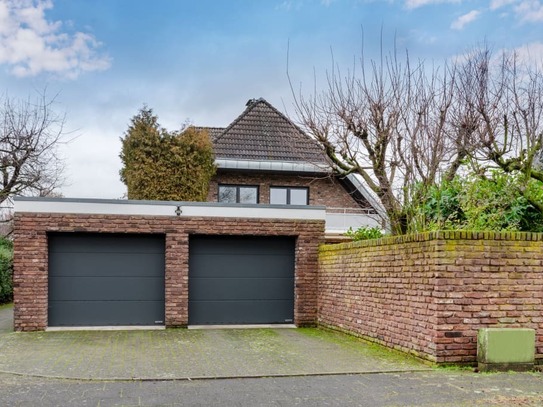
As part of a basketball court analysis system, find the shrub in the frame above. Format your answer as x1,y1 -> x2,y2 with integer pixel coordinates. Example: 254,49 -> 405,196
410,178 -> 465,232
0,237 -> 13,304
345,226 -> 384,241
410,171 -> 543,233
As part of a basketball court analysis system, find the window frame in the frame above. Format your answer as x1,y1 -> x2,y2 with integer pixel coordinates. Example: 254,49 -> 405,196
269,186 -> 309,205
218,184 -> 259,204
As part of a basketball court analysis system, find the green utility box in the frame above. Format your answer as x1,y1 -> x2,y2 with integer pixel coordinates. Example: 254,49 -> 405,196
477,328 -> 535,372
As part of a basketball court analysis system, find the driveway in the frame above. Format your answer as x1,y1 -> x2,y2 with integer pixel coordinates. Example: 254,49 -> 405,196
0,303 -> 12,334
1,305 -> 543,406
0,305 -> 429,380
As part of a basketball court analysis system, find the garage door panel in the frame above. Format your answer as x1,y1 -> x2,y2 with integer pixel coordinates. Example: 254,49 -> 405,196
48,301 -> 164,327
49,234 -> 164,254
48,233 -> 165,327
189,235 -> 295,325
49,253 -> 165,277
49,276 -> 165,301
189,278 -> 294,301
188,300 -> 294,325
190,237 -> 293,256
189,254 -> 294,278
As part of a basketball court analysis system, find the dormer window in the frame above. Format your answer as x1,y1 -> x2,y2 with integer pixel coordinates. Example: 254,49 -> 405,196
270,187 -> 309,205
218,185 -> 259,204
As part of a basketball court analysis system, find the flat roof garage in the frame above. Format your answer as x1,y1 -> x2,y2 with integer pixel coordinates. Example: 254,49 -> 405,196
13,198 -> 325,331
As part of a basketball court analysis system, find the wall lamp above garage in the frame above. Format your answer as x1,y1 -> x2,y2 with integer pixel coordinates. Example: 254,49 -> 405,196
175,206 -> 182,216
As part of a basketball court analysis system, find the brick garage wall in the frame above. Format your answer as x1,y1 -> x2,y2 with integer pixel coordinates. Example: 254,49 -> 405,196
318,231 -> 543,364
13,213 -> 324,331
208,171 -> 369,209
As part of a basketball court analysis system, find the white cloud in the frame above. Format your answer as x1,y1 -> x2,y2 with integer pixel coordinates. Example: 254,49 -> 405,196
450,9 -> 481,29
490,0 -> 517,10
0,0 -> 110,79
451,42 -> 543,77
515,0 -> 543,22
488,0 -> 543,23
59,129 -> 126,199
512,41 -> 543,67
404,0 -> 461,9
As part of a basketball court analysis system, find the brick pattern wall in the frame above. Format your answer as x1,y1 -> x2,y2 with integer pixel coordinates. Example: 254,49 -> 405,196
13,213 -> 324,331
207,172 -> 369,209
318,231 -> 543,364
318,234 -> 440,361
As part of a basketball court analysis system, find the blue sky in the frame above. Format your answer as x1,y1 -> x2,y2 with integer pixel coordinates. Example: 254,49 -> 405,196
1,0 -> 542,199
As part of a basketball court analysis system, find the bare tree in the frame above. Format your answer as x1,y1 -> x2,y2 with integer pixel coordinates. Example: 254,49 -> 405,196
289,45 -> 465,235
456,47 -> 543,212
0,92 -> 66,204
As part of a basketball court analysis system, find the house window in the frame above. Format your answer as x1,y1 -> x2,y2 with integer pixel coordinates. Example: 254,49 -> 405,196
270,187 -> 309,205
218,185 -> 259,204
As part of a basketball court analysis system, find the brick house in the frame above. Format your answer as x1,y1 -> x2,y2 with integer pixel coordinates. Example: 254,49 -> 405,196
198,98 -> 385,239
11,98 -> 384,331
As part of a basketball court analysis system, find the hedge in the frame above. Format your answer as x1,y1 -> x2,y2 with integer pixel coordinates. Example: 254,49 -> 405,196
0,237 -> 13,304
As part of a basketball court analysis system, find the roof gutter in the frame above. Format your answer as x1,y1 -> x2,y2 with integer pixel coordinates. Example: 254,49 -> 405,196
345,174 -> 390,229
215,158 -> 330,174
14,197 -> 326,221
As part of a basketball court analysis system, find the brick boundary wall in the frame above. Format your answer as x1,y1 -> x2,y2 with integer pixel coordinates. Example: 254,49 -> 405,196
13,213 -> 324,331
318,231 -> 543,364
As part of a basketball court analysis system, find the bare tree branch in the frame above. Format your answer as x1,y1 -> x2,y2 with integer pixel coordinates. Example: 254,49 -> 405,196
289,36 -> 463,235
0,91 -> 66,203
457,47 -> 543,183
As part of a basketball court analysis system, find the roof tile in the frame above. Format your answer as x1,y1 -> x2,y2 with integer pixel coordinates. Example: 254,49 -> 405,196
213,98 -> 328,164
191,126 -> 225,142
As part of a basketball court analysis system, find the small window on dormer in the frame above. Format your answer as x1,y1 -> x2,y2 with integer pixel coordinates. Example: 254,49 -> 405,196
218,185 -> 258,204
270,187 -> 308,205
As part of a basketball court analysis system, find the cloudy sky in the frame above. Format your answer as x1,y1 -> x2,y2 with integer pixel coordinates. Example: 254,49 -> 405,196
1,0 -> 542,199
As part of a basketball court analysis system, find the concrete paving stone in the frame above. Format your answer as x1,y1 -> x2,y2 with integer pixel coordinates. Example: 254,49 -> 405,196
0,303 -> 12,334
0,306 -> 429,380
0,303 -> 429,405
1,306 -> 542,406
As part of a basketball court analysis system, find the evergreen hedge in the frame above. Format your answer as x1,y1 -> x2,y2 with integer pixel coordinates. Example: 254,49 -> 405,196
0,238 -> 13,304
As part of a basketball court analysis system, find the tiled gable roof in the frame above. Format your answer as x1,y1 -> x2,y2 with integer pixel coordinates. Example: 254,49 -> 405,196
191,126 -> 225,142
213,98 -> 328,164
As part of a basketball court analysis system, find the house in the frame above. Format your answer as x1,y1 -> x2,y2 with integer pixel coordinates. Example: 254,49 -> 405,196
11,98 -> 385,331
197,98 -> 384,239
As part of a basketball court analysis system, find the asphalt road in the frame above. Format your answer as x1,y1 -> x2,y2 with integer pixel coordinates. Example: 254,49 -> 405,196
1,370 -> 543,407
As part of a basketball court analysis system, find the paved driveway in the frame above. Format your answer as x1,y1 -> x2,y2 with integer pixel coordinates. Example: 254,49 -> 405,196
0,303 -> 12,333
0,305 -> 429,380
2,305 -> 543,406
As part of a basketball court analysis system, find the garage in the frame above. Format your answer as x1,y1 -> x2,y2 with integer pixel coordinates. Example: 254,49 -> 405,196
48,233 -> 165,327
189,236 -> 295,325
14,198 -> 325,331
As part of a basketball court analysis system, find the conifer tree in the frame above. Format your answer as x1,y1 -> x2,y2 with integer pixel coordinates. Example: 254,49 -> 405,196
120,107 -> 215,201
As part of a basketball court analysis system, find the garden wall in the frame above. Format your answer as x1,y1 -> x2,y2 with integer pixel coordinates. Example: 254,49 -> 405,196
318,231 -> 543,364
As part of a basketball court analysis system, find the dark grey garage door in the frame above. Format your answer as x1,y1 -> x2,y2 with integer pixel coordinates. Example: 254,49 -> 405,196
189,236 -> 295,325
48,233 -> 165,327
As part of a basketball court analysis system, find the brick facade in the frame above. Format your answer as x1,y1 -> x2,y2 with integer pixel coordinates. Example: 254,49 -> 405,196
208,171 -> 369,209
13,212 -> 324,331
318,231 -> 543,364
16,210 -> 543,366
